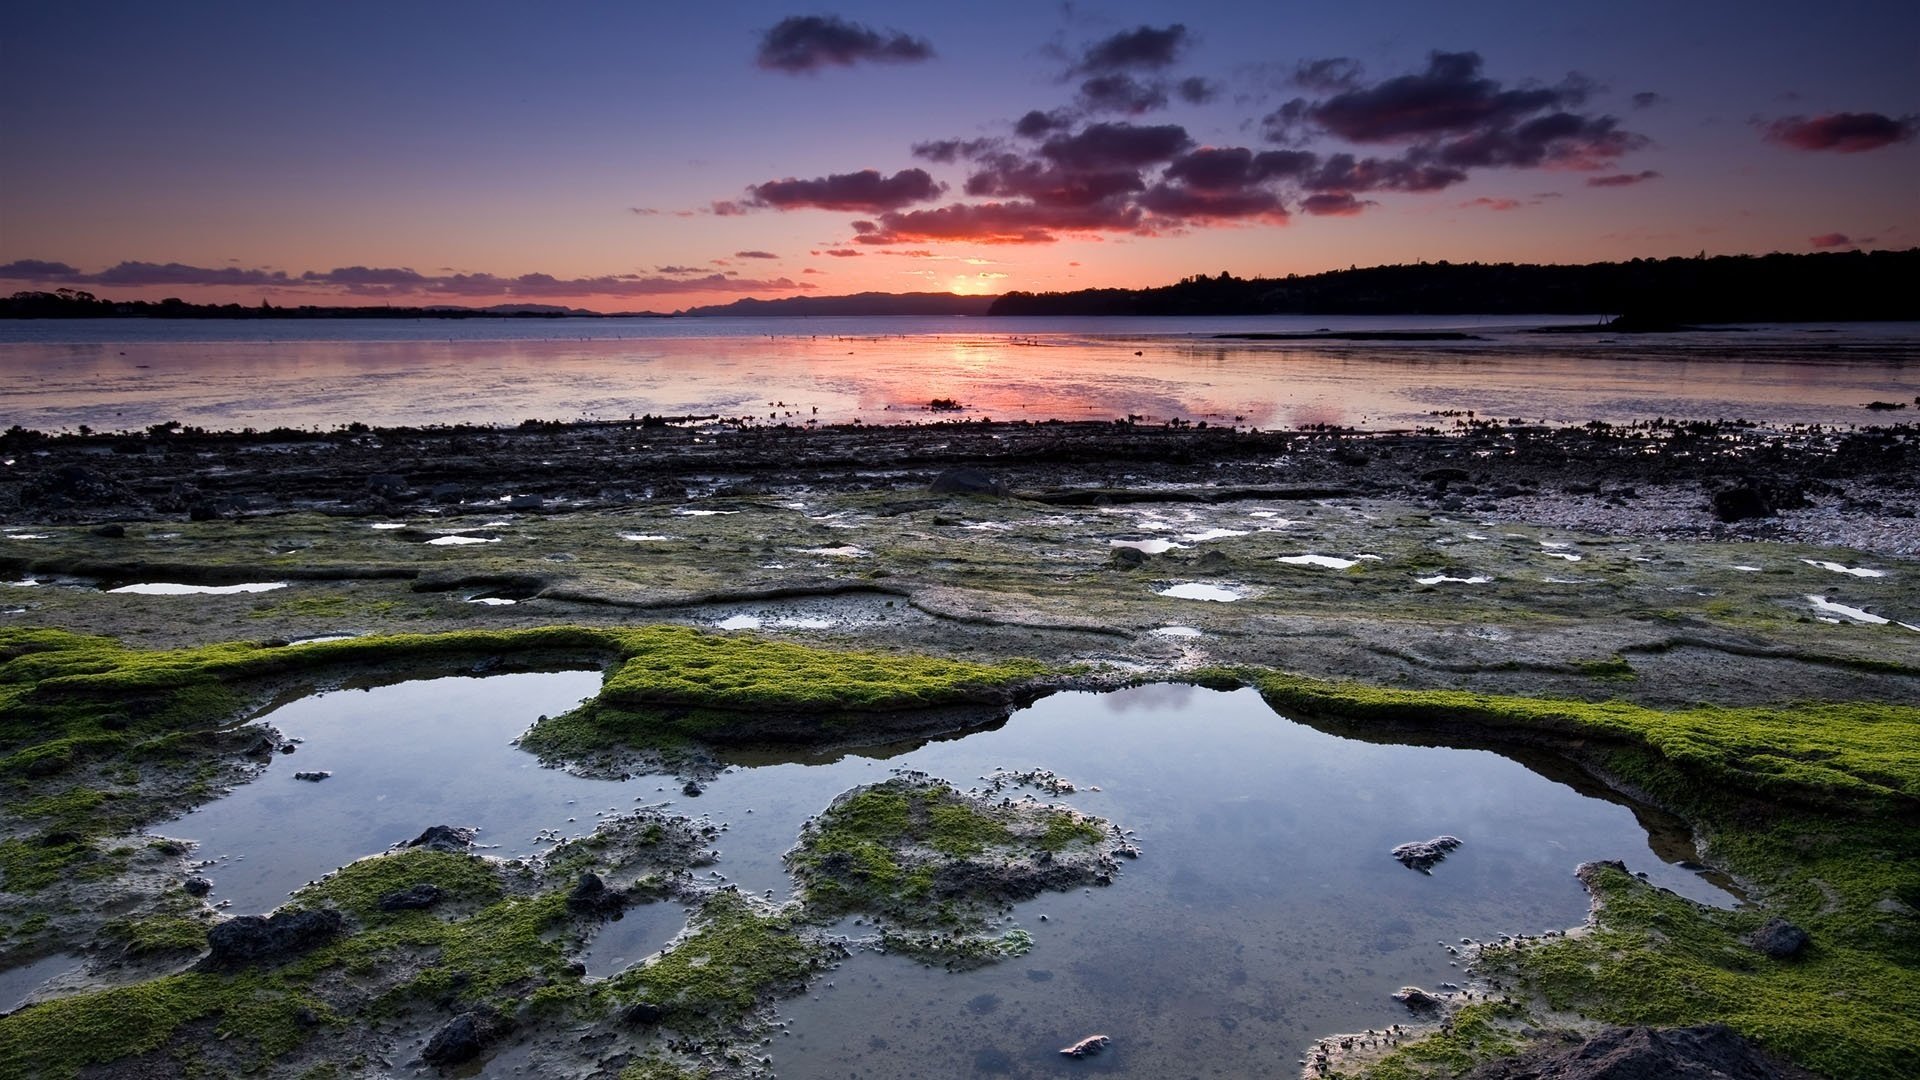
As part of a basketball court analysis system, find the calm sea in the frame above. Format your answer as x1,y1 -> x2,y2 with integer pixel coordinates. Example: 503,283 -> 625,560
1,315 -> 1915,433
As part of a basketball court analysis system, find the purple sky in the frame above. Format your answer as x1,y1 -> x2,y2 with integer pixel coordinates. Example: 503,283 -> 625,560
2,1 -> 1914,309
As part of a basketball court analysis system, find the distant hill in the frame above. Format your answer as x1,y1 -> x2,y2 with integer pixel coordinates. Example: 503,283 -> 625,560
987,249 -> 1920,322
677,291 -> 998,318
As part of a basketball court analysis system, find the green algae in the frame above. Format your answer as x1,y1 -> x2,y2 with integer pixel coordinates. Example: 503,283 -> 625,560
788,776 -> 1114,931
605,890 -> 828,1024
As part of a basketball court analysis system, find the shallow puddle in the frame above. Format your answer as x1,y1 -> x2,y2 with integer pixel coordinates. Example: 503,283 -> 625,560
1416,574 -> 1494,585
1279,554 -> 1358,570
106,582 -> 288,595
1807,595 -> 1889,625
0,952 -> 85,1013
424,535 -> 497,546
576,901 -> 695,978
1801,559 -> 1887,579
1156,582 -> 1242,601
152,675 -> 1738,1073
1110,539 -> 1182,555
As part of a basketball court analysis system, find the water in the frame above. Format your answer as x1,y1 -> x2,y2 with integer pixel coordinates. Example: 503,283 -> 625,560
150,672 -> 1736,1074
2,316 -> 1913,434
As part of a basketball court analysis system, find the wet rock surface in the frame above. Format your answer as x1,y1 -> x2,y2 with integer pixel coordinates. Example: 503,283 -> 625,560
199,908 -> 343,970
1749,917 -> 1811,959
1461,1024 -> 1822,1080
421,1004 -> 513,1067
1392,835 -> 1464,873
405,825 -> 477,853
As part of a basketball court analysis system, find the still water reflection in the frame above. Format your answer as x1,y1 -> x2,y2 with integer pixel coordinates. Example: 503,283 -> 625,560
164,672 -> 1734,1076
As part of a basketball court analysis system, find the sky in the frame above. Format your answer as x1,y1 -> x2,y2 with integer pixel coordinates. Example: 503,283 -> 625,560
2,1 -> 1915,311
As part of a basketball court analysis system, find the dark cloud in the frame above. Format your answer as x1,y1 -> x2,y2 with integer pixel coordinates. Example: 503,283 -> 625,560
628,207 -> 661,216
1587,169 -> 1661,187
820,249 -> 864,257
1162,147 -> 1316,191
1039,122 -> 1192,170
910,137 -> 1001,164
1765,112 -> 1917,153
1809,233 -> 1854,248
0,259 -> 82,280
1137,184 -> 1288,223
1292,58 -> 1364,93
1176,77 -> 1218,105
1073,24 -> 1188,74
1300,192 -> 1371,216
855,200 -> 1146,245
1460,196 -> 1524,211
734,250 -> 780,259
1015,109 -> 1074,139
1303,152 -> 1467,194
747,168 -> 946,212
964,156 -> 1146,207
0,260 -> 812,298
1302,51 -> 1583,143
709,200 -> 749,216
1077,74 -> 1168,115
654,265 -> 705,274
802,267 -> 824,274
1631,91 -> 1667,109
1433,112 -> 1646,170
755,15 -> 933,74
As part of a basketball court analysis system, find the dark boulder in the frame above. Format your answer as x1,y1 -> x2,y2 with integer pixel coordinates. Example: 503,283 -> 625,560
201,909 -> 343,970
183,876 -> 213,897
566,871 -> 625,916
1749,918 -> 1810,959
619,1000 -> 667,1025
1392,986 -> 1445,1011
930,468 -> 1007,497
1391,835 -> 1463,874
1108,546 -> 1148,569
421,1005 -> 512,1068
1461,1023 -> 1820,1079
378,883 -> 446,912
405,825 -> 477,853
90,523 -> 127,538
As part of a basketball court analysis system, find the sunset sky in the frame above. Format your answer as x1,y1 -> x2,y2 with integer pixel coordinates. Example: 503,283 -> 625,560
3,1 -> 1915,311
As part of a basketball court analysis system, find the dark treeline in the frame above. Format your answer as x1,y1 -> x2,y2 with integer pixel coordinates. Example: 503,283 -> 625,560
987,249 -> 1920,322
0,291 -> 669,320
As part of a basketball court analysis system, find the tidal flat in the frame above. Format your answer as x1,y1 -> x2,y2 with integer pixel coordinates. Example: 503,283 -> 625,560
0,419 -> 1915,1079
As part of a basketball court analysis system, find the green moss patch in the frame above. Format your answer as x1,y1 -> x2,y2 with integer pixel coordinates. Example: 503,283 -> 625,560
788,776 -> 1121,934
605,890 -> 829,1025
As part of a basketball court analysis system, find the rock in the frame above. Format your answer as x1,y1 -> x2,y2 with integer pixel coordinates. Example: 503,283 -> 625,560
430,482 -> 466,502
930,467 -> 1007,497
1710,485 -> 1772,522
619,1001 -> 667,1025
378,883 -> 446,912
292,770 -> 331,782
1393,986 -> 1445,1011
1750,917 -> 1810,959
421,1005 -> 512,1068
1195,549 -> 1230,572
366,474 -> 409,495
1108,546 -> 1148,569
1421,467 -> 1471,484
1391,835 -> 1463,874
682,780 -> 703,797
201,909 -> 343,970
90,523 -> 127,538
183,876 -> 213,897
1461,1023 -> 1821,1080
1059,1034 -> 1110,1058
405,825 -> 477,853
566,871 -> 625,915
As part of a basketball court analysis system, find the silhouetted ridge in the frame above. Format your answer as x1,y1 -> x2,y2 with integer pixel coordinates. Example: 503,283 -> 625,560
986,249 -> 1920,322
